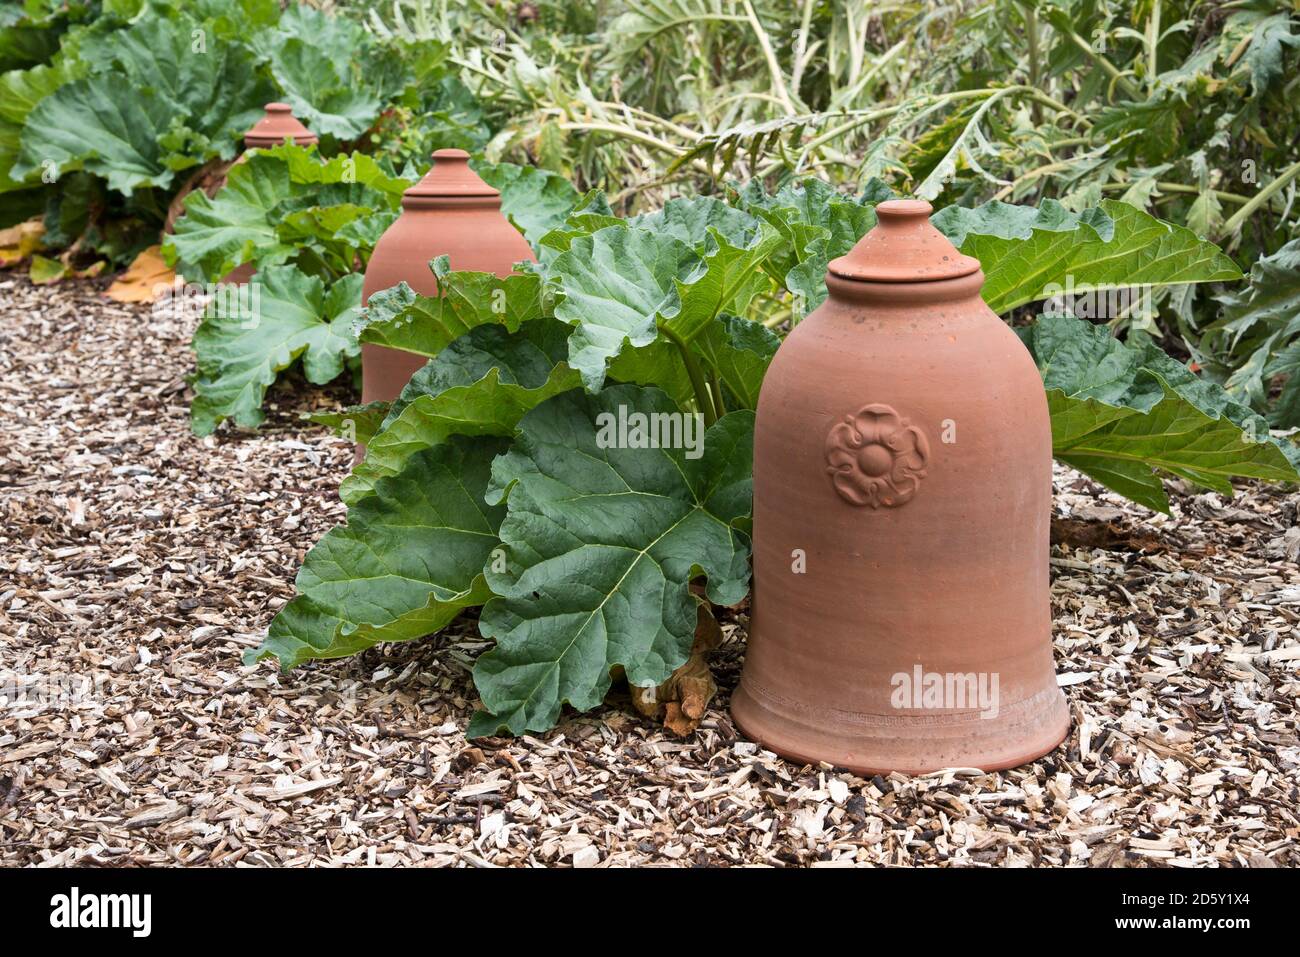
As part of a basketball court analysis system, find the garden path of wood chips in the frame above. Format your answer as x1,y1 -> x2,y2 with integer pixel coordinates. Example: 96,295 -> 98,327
1,275 -> 1298,868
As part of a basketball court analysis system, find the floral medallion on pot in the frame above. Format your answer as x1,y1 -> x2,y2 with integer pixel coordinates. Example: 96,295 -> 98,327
824,403 -> 930,507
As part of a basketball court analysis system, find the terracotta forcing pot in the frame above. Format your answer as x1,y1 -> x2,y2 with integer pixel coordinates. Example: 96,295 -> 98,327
222,104 -> 319,284
360,149 -> 536,406
243,102 -> 319,150
732,199 -> 1069,775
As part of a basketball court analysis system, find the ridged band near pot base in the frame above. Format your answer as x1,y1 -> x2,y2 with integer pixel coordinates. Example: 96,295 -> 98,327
731,678 -> 1070,776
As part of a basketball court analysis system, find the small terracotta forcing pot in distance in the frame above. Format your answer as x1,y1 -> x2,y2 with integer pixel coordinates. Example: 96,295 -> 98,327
732,199 -> 1069,775
244,102 -> 319,149
223,104 -> 319,284
360,149 -> 536,406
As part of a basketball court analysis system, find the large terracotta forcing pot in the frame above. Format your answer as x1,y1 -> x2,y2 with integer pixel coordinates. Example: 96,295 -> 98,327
733,199 -> 1069,775
223,104 -> 319,285
360,149 -> 536,405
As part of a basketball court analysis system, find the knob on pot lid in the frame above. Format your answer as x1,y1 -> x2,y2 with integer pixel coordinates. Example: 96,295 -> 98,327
245,102 -> 318,147
828,199 -> 980,283
403,149 -> 500,201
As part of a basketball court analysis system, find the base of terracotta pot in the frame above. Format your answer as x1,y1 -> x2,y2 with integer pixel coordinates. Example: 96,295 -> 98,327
730,679 -> 1070,776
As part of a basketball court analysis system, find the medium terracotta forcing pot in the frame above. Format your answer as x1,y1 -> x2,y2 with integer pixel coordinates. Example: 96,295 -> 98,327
733,199 -> 1069,775
224,104 -> 319,285
360,149 -> 536,406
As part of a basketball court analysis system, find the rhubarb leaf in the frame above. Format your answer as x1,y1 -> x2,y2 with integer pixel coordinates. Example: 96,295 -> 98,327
472,160 -> 582,248
733,178 -> 878,312
267,38 -> 381,139
470,386 -> 754,736
342,318 -> 581,504
164,144 -> 408,282
547,224 -> 703,390
1022,314 -> 1299,512
536,190 -> 622,255
693,313 -> 781,410
163,149 -> 298,279
190,266 -> 362,435
934,199 -> 1244,314
0,62 -> 66,193
77,10 -> 271,145
14,80 -> 182,193
357,268 -> 549,358
247,436 -> 507,670
13,13 -> 273,193
633,196 -> 782,343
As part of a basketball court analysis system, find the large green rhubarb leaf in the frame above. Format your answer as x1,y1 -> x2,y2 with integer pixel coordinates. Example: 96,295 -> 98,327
268,38 -> 382,140
247,436 -> 507,670
605,340 -> 696,409
357,265 -> 549,358
164,144 -> 408,282
1023,315 -> 1300,512
190,266 -> 362,435
0,1 -> 74,73
342,319 -> 581,504
164,150 -> 298,279
0,61 -> 65,193
13,80 -> 180,193
547,224 -> 703,391
77,11 -> 270,148
473,160 -> 581,248
934,199 -> 1244,314
733,178 -> 881,312
250,2 -> 366,59
276,146 -> 410,203
632,196 -> 782,343
14,14 -> 273,193
694,313 -> 781,410
536,190 -> 622,256
470,386 -> 755,736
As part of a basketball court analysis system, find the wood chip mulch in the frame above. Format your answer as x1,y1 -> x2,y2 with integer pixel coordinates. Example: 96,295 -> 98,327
1,275 -> 1297,868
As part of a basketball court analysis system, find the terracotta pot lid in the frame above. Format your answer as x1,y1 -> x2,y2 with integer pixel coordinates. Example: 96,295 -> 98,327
403,149 -> 500,202
828,199 -> 980,283
245,102 -> 318,147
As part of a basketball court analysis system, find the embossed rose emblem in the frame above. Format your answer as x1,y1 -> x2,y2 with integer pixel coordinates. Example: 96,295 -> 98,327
825,404 -> 930,507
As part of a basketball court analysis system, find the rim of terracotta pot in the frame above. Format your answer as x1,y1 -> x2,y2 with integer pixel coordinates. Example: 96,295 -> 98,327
825,269 -> 986,305
244,102 -> 319,148
401,149 -> 502,209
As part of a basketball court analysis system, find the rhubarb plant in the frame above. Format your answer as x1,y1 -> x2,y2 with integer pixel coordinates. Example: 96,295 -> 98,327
167,144 -> 410,436
250,185 -> 1299,737
170,156 -> 570,437
163,143 -> 410,284
1,0 -> 487,264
